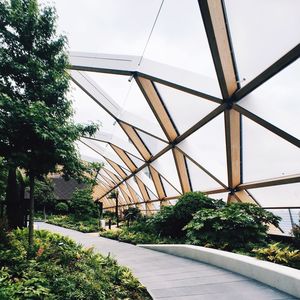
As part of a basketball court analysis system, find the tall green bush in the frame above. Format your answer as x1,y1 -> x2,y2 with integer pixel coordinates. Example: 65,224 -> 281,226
148,192 -> 224,238
185,203 -> 281,251
69,188 -> 97,220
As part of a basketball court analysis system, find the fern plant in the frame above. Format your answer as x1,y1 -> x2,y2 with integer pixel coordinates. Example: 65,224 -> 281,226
253,242 -> 300,269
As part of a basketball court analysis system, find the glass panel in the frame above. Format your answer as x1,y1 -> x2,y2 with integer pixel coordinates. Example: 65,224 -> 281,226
127,178 -> 143,199
161,177 -> 180,197
119,81 -> 167,139
147,187 -> 158,200
224,0 -> 300,85
186,158 -> 223,192
239,59 -> 300,140
136,130 -> 168,156
267,209 -> 292,236
152,150 -> 181,191
52,0 -> 162,55
249,183 -> 300,208
178,114 -> 228,184
136,168 -> 158,198
242,117 -> 300,182
127,153 -> 145,168
81,138 -> 129,170
70,82 -> 115,132
139,0 -> 220,97
85,73 -> 167,139
155,83 -> 219,134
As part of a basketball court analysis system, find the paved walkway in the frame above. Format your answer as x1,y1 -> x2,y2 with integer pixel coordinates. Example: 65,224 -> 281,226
35,222 -> 297,300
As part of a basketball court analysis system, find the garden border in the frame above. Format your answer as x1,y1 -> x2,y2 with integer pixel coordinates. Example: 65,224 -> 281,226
139,244 -> 300,298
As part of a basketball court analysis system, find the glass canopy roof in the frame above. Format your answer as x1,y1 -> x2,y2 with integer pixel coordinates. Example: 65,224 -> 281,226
47,0 -> 300,226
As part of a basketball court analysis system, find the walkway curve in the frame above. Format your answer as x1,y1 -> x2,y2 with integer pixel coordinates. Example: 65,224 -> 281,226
35,222 -> 296,300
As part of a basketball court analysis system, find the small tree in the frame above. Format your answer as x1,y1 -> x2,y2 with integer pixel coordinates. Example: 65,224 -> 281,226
123,207 -> 141,226
69,187 -> 97,220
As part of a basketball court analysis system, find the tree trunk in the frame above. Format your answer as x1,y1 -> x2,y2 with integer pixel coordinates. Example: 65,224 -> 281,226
6,167 -> 19,229
28,174 -> 35,255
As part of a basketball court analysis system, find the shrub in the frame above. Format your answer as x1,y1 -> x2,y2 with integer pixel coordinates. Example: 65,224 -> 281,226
0,228 -> 151,299
69,188 -> 97,220
100,227 -> 172,245
185,203 -> 281,251
253,242 -> 300,269
55,202 -> 69,214
47,215 -> 99,233
148,192 -> 224,238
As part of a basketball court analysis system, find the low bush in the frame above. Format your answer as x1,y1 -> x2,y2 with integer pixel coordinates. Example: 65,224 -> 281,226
0,228 -> 152,299
47,214 -> 99,233
253,242 -> 300,269
148,192 -> 223,238
55,202 -> 69,214
100,225 -> 174,245
185,203 -> 281,251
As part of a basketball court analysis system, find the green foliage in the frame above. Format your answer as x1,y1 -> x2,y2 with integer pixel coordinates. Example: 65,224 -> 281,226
100,227 -> 172,245
55,202 -> 69,214
103,210 -> 116,220
0,158 -> 8,203
69,188 -> 97,220
46,215 -> 99,233
253,242 -> 300,269
148,192 -> 224,238
123,207 -> 142,224
185,203 -> 281,251
34,179 -> 56,211
0,228 -> 151,299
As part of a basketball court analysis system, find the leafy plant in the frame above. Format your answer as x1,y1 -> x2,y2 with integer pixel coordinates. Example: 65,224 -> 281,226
0,228 -> 152,299
253,242 -> 300,269
55,202 -> 69,214
185,203 -> 281,251
148,192 -> 224,238
46,215 -> 100,233
69,188 -> 97,220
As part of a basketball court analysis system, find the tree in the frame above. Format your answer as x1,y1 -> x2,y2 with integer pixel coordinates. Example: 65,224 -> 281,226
0,0 -> 98,251
69,187 -> 97,220
123,207 -> 141,226
0,158 -> 8,218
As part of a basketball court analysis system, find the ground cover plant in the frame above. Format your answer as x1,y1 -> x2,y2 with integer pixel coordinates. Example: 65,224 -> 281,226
0,228 -> 152,300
